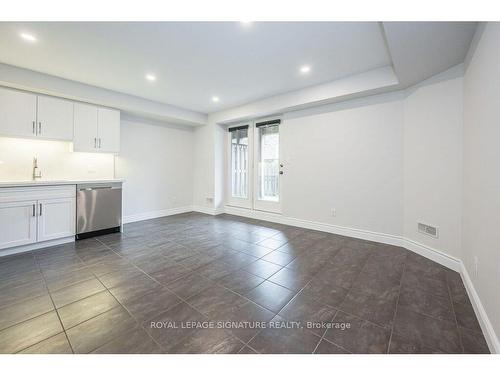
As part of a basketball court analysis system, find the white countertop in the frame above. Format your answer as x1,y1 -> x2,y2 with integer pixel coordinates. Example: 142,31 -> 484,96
0,179 -> 124,188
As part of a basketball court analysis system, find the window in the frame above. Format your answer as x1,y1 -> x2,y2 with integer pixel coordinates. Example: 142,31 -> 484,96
256,123 -> 280,202
230,126 -> 249,199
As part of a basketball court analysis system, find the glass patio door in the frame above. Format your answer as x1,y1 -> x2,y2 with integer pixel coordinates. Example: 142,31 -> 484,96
226,118 -> 282,213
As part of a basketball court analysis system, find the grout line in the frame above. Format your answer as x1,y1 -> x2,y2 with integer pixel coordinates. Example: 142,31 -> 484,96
312,310 -> 353,354
386,262 -> 406,354
311,248 -> 374,354
92,237 -> 176,352
241,246 -> 349,351
32,253 -> 75,354
3,213 -> 468,354
132,213 -> 469,353
446,270 -> 465,354
94,236 -> 250,352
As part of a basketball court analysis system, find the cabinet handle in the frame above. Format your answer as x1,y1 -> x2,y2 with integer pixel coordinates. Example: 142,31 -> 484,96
32,121 -> 36,134
94,137 -> 97,148
39,203 -> 42,216
98,138 -> 101,148
32,204 -> 36,217
38,122 -> 41,135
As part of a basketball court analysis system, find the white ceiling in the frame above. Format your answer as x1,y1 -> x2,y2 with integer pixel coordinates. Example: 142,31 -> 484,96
383,22 -> 478,87
0,22 -> 478,118
0,22 -> 392,113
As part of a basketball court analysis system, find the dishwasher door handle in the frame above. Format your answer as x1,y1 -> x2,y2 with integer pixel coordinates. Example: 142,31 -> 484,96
79,186 -> 120,191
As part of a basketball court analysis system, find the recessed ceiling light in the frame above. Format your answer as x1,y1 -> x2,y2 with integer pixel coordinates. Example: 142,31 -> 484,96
20,32 -> 37,43
300,65 -> 311,74
212,96 -> 220,103
145,74 -> 156,82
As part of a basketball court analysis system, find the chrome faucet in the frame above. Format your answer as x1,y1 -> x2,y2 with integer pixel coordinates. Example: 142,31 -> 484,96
32,157 -> 42,180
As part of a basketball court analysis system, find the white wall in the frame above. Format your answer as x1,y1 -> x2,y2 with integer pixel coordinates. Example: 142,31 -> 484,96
192,120 -> 216,209
281,93 -> 404,235
403,67 -> 464,259
192,66 -> 400,213
115,118 -> 195,220
462,23 -> 500,347
0,117 -> 196,222
196,71 -> 464,250
0,136 -> 114,181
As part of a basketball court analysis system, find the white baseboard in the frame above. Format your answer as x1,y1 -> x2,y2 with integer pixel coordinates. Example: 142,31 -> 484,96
224,206 -> 460,271
192,205 -> 224,216
123,206 -> 193,224
460,262 -> 500,354
401,238 -> 461,272
0,236 -> 74,257
0,201 -> 496,352
225,205 -> 500,352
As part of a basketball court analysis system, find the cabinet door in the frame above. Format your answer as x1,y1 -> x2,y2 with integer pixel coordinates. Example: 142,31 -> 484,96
73,103 -> 98,152
0,87 -> 37,138
37,95 -> 74,141
97,107 -> 120,153
0,201 -> 37,250
37,197 -> 76,242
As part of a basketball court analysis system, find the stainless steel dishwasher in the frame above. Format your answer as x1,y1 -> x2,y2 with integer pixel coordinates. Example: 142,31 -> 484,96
76,182 -> 122,239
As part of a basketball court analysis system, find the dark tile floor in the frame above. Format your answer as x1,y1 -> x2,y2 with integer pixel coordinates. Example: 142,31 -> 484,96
0,212 -> 490,354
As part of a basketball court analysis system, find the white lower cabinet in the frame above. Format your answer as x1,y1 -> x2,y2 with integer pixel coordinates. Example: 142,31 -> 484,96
0,186 -> 76,251
0,200 -> 37,249
37,197 -> 76,242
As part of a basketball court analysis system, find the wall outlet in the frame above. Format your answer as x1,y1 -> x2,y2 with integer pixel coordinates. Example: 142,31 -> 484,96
474,256 -> 479,277
331,208 -> 336,217
418,222 -> 439,238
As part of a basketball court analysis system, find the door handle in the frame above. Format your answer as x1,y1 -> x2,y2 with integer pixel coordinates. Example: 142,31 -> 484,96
38,122 -> 41,135
94,137 -> 97,148
32,121 -> 36,134
32,204 -> 36,217
39,203 -> 42,216
79,186 -> 113,191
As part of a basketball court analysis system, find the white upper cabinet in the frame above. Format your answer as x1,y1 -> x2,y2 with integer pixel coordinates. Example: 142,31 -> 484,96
97,107 -> 120,153
73,102 -> 98,152
0,87 -> 74,141
0,87 -> 120,152
0,87 -> 37,138
36,95 -> 74,141
73,102 -> 120,153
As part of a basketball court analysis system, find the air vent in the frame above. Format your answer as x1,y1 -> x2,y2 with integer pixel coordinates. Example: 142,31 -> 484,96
418,223 -> 438,238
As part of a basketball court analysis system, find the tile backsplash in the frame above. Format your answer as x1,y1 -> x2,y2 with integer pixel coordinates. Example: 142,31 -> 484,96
0,137 -> 115,181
